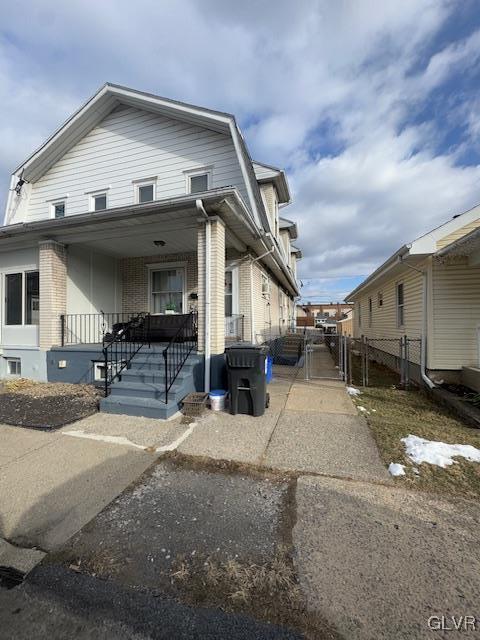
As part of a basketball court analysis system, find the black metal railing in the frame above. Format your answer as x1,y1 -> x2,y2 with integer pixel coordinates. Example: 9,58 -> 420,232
60,312 -> 147,346
102,313 -> 150,398
163,312 -> 198,404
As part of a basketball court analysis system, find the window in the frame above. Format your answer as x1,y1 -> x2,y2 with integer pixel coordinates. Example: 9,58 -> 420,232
357,301 -> 362,328
261,273 -> 270,296
93,193 -> 107,211
5,271 -> 40,325
53,201 -> 65,219
368,297 -> 372,327
189,173 -> 209,194
150,267 -> 184,313
396,283 -> 405,327
138,183 -> 154,203
25,271 -> 40,325
6,358 -> 21,376
225,270 -> 233,317
377,292 -> 383,308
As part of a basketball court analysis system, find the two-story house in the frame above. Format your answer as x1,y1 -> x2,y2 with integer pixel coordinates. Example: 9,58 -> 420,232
1,83 -> 301,418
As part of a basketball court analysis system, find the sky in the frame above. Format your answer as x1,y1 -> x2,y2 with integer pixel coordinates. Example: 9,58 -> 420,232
1,0 -> 480,302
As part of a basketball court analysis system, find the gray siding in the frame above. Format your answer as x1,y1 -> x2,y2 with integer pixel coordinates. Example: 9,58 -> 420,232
26,104 -> 249,221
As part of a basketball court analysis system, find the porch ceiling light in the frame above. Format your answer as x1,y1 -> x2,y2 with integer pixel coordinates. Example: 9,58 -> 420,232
153,240 -> 166,246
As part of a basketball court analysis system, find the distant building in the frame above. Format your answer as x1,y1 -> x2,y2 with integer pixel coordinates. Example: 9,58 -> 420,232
299,302 -> 353,321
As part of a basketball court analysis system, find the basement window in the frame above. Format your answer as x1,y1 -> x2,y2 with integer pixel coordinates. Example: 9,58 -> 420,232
6,357 -> 21,376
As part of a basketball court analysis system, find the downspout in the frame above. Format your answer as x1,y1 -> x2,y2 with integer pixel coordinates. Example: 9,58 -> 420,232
399,256 -> 435,389
196,199 -> 211,393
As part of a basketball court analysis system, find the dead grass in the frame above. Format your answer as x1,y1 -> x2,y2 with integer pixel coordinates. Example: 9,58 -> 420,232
0,379 -> 99,399
170,546 -> 339,640
353,380 -> 480,499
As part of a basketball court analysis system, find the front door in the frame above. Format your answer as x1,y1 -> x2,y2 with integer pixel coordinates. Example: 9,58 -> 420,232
150,266 -> 185,314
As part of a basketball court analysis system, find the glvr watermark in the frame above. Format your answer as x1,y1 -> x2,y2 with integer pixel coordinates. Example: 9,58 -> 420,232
428,616 -> 478,632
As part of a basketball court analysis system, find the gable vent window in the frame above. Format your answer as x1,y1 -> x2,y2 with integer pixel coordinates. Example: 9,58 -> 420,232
53,202 -> 65,219
189,173 -> 209,194
93,193 -> 107,211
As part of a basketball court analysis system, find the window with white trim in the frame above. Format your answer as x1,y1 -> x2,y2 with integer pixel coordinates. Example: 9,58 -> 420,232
368,297 -> 372,327
5,271 -> 39,326
92,192 -> 107,211
357,301 -> 362,328
134,180 -> 156,204
377,291 -> 383,308
52,201 -> 65,219
6,357 -> 21,376
187,170 -> 211,194
396,282 -> 405,327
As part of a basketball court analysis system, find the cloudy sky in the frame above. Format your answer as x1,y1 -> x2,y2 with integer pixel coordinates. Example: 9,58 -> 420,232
1,0 -> 480,301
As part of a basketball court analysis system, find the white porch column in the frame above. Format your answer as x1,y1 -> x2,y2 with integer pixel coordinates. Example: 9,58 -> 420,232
197,217 -> 225,356
39,240 -> 67,349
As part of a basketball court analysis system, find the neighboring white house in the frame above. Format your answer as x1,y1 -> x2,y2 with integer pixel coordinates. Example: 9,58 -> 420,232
347,203 -> 480,389
0,83 -> 301,417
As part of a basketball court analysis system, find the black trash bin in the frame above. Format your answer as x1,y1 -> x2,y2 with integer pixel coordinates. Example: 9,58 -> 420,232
226,343 -> 269,416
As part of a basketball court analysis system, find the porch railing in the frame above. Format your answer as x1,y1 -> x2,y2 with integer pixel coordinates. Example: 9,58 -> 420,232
102,313 -> 150,398
163,311 -> 198,404
60,312 -> 147,346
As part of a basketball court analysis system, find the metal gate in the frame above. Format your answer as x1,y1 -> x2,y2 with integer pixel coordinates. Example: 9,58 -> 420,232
303,331 -> 349,382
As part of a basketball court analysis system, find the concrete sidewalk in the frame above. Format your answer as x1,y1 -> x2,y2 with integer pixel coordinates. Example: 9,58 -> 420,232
0,414 -> 189,551
179,363 -> 389,483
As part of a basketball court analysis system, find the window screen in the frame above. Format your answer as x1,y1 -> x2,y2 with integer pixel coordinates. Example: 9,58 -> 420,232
6,273 -> 22,325
189,174 -> 208,194
94,194 -> 107,211
54,202 -> 65,218
138,184 -> 154,203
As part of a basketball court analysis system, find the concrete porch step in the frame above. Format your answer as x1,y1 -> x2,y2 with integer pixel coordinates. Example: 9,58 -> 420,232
121,367 -> 194,384
109,379 -> 192,400
100,394 -> 181,420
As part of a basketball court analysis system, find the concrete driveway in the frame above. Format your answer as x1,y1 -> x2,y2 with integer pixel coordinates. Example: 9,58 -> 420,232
0,413 -> 190,551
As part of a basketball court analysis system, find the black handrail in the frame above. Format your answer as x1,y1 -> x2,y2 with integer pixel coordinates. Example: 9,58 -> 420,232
102,313 -> 150,398
163,312 -> 198,404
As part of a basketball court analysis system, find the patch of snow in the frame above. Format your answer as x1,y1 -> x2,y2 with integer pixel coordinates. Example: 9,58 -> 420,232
357,406 -> 367,412
401,435 -> 480,468
346,386 -> 361,396
388,463 -> 406,477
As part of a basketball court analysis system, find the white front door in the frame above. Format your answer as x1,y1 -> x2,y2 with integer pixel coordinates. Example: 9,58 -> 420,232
149,266 -> 186,314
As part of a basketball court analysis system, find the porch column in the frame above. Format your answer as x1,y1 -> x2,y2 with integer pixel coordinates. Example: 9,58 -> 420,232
39,240 -> 67,349
197,217 -> 225,356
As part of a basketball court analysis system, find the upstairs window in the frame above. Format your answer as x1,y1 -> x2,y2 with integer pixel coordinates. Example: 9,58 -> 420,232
134,179 -> 156,204
396,283 -> 405,327
261,273 -> 270,296
189,172 -> 210,194
53,201 -> 65,219
93,193 -> 107,211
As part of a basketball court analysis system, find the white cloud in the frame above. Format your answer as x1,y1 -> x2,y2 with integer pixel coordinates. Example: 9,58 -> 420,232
0,0 -> 479,300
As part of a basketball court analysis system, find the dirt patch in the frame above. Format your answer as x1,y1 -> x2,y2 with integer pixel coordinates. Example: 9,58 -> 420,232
0,379 -> 100,429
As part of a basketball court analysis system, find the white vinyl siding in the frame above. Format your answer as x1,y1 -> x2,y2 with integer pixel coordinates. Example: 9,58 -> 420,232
26,104 -> 248,221
430,259 -> 480,370
352,266 -> 424,363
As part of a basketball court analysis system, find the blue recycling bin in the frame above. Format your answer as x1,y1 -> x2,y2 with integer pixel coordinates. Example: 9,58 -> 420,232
265,355 -> 273,383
